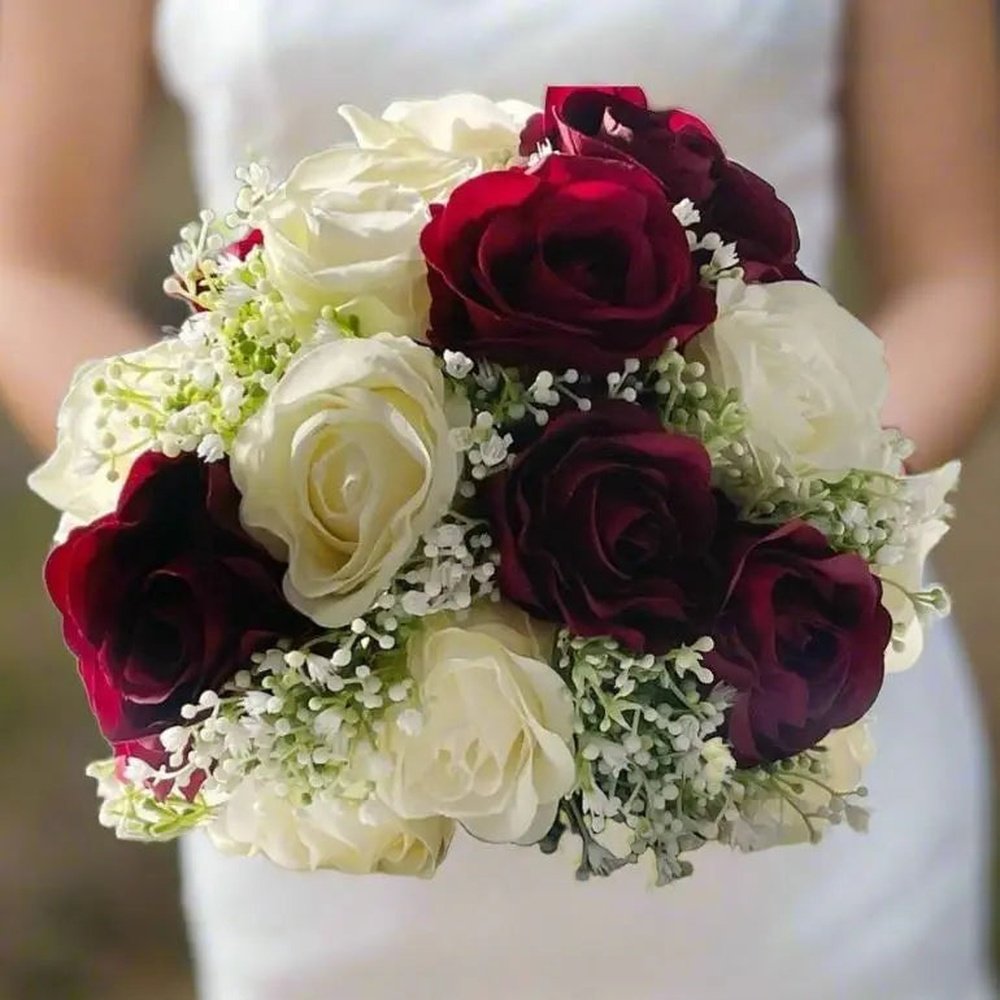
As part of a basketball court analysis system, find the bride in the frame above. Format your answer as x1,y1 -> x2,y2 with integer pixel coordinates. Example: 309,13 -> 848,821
1,1 -> 996,997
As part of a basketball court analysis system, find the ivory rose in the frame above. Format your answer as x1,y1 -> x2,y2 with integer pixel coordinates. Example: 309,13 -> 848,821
733,722 -> 875,850
230,333 -> 468,627
340,93 -> 536,170
691,279 -> 893,479
258,148 -> 430,335
378,603 -> 576,845
209,778 -> 453,875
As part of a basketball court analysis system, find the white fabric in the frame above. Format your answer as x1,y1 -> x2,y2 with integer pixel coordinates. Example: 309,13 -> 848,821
155,2 -> 996,997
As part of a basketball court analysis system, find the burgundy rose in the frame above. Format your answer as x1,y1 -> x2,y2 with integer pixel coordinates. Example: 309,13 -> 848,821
485,401 -> 724,652
46,452 -> 306,744
707,521 -> 890,766
520,86 -> 804,282
421,153 -> 716,375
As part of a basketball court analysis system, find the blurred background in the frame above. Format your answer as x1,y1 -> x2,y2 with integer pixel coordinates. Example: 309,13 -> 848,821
0,84 -> 996,1000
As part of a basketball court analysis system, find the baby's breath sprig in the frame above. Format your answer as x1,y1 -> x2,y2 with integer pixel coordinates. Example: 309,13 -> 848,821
549,631 -> 739,885
86,758 -> 216,842
443,351 -> 593,432
723,747 -> 870,851
671,198 -> 742,286
651,343 -> 748,457
102,231 -> 368,463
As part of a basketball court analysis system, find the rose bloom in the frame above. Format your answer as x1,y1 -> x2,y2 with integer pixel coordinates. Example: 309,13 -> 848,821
340,92 -> 537,169
707,520 -> 891,766
520,85 -> 804,282
28,337 -> 187,539
690,278 -> 894,479
258,147 -> 429,335
210,777 -> 453,875
421,153 -> 716,375
45,452 -> 305,743
231,333 -> 469,628
486,401 -> 724,652
377,603 -> 575,845
732,721 -> 874,850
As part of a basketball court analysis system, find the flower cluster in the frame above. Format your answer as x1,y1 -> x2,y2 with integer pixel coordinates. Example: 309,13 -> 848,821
32,87 -> 956,885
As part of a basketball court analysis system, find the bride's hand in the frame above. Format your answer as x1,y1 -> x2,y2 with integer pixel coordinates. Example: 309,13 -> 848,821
0,0 -> 154,452
845,0 -> 999,472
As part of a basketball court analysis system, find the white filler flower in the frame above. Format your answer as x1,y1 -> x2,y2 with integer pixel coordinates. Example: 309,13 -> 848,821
231,333 -> 469,627
28,338 -> 186,536
378,602 -> 576,845
692,278 -> 893,479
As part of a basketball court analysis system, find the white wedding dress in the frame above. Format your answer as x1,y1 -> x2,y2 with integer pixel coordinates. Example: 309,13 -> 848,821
155,3 -> 996,998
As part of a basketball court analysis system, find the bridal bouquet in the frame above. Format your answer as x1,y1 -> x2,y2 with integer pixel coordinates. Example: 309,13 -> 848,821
31,86 -> 957,885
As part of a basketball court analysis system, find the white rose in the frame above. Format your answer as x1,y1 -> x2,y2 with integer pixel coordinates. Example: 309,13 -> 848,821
378,602 -> 576,845
691,279 -> 892,479
879,460 -> 960,672
231,333 -> 468,627
207,778 -> 453,875
733,721 -> 874,850
258,147 -> 433,335
27,339 -> 185,538
340,93 -> 537,168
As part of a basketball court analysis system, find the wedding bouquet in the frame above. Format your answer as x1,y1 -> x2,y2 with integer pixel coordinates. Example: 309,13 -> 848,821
31,86 -> 958,885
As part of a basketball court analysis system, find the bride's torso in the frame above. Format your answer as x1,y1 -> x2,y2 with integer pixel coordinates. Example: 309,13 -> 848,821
156,0 -> 844,281
153,6 -> 996,999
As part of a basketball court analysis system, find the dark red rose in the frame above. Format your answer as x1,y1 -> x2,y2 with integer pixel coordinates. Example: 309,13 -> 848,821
520,86 -> 804,283
421,154 -> 716,374
46,452 -> 306,744
707,521 -> 890,766
519,86 -> 651,157
520,86 -> 720,204
225,227 -> 263,260
702,164 -> 804,283
485,401 -> 724,652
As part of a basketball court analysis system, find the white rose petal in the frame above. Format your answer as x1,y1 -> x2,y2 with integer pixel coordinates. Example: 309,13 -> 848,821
231,333 -> 470,628
377,602 -> 576,845
879,460 -> 960,672
207,778 -> 452,875
28,338 -> 186,531
341,93 -> 537,166
691,279 -> 893,479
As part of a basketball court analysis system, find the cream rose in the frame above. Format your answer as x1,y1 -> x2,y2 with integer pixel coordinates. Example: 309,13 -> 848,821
691,279 -> 893,479
28,339 -> 185,538
257,147 -> 432,335
377,603 -> 576,845
340,93 -> 537,168
207,778 -> 453,875
230,333 -> 468,627
733,721 -> 874,850
879,460 -> 960,672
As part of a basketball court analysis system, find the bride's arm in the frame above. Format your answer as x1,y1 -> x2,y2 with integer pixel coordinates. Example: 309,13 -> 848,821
0,0 -> 154,452
845,0 -> 999,472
